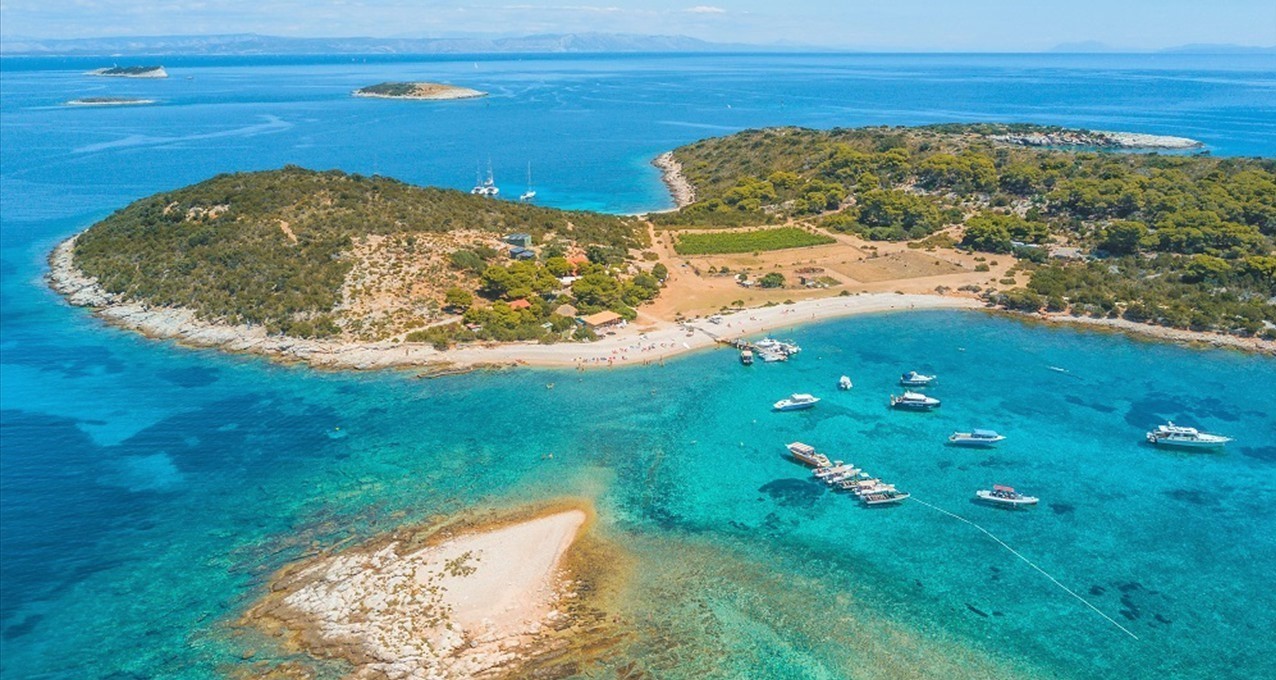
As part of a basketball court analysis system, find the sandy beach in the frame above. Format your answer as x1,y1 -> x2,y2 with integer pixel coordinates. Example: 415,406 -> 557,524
245,506 -> 595,679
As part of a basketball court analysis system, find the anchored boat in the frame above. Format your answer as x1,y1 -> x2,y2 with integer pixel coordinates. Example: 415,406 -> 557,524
740,349 -> 754,365
899,371 -> 936,387
1145,422 -> 1231,449
890,391 -> 940,410
838,375 -> 853,390
948,429 -> 1006,447
975,485 -> 1038,508
774,393 -> 820,411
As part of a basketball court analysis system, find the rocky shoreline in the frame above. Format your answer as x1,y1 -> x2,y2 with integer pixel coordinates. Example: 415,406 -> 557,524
48,232 -> 1274,374
242,503 -> 625,679
990,129 -> 1203,150
652,151 -> 695,209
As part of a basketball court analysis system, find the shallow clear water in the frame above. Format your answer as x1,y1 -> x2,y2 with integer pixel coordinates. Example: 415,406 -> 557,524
2,53 -> 1275,679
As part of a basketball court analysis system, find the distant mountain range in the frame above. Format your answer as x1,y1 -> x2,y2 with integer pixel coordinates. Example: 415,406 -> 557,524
1049,41 -> 1276,54
0,32 -> 778,56
3,33 -> 1272,57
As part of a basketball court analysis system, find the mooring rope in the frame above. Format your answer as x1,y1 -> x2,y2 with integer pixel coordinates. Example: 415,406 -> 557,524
910,496 -> 1140,641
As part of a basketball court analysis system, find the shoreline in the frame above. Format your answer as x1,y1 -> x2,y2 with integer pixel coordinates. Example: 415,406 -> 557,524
352,85 -> 487,101
243,501 -> 622,679
48,235 -> 1274,373
652,151 -> 695,209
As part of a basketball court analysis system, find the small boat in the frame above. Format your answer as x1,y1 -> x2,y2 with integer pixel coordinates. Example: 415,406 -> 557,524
1146,422 -> 1231,449
774,393 -> 820,411
948,429 -> 1006,447
861,489 -> 910,505
740,349 -> 754,366
755,338 -> 801,356
889,391 -> 940,410
787,442 -> 831,468
975,485 -> 1038,508
758,349 -> 788,363
899,371 -> 936,386
838,375 -> 853,390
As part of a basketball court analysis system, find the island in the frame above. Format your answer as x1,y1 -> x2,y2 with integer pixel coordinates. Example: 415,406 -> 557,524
353,81 -> 487,100
86,65 -> 168,78
64,97 -> 155,107
48,124 -> 1276,370
242,503 -> 623,679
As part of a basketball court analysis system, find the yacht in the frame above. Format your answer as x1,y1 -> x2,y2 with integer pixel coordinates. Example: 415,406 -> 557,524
1145,422 -> 1232,449
758,349 -> 788,363
787,442 -> 831,468
838,375 -> 853,390
948,429 -> 1006,447
899,371 -> 936,387
889,391 -> 940,410
519,162 -> 536,201
470,163 -> 499,196
975,485 -> 1038,508
774,394 -> 820,411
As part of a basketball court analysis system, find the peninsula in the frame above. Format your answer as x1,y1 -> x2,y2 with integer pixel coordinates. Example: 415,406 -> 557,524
48,125 -> 1276,369
353,81 -> 487,100
86,65 -> 168,78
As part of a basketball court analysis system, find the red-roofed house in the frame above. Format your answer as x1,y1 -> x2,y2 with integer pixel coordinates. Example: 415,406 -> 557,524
508,299 -> 532,310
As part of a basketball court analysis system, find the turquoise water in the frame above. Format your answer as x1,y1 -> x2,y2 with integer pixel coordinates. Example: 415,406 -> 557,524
2,53 -> 1275,678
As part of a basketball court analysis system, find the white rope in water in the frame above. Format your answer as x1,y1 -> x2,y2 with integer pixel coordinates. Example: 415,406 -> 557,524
910,497 -> 1140,641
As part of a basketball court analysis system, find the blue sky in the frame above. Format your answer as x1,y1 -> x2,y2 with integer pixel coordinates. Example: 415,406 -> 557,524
1,0 -> 1273,50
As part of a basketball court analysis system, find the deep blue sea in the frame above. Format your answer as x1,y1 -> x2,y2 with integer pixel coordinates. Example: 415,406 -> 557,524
2,53 -> 1275,679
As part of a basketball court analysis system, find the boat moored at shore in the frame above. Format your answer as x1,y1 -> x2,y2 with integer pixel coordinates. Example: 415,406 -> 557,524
1145,422 -> 1232,449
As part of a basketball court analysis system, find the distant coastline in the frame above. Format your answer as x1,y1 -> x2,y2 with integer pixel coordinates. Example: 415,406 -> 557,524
352,81 -> 486,101
86,65 -> 167,79
64,97 -> 155,107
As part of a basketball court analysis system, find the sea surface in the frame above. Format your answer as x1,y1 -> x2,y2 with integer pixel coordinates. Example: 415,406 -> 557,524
2,52 -> 1275,679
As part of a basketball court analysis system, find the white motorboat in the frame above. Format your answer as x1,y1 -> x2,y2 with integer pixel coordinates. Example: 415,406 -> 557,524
948,429 -> 1006,447
861,489 -> 910,505
899,371 -> 936,386
975,485 -> 1038,507
838,375 -> 853,390
755,338 -> 801,356
889,391 -> 940,410
774,394 -> 820,411
1145,422 -> 1231,449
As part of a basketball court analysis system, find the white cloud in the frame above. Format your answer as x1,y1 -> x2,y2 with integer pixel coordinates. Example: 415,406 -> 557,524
684,5 -> 725,13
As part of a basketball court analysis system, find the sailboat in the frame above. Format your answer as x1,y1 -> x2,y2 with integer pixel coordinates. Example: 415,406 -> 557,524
470,161 -> 499,197
519,162 -> 536,202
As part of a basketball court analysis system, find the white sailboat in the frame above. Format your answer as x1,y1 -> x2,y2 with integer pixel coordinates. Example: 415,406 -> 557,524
519,162 -> 536,201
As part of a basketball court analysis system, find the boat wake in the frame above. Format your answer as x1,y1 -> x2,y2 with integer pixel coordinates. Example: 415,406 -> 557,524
910,497 -> 1140,641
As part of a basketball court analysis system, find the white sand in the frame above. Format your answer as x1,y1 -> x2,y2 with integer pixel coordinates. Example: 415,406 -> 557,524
275,509 -> 587,679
